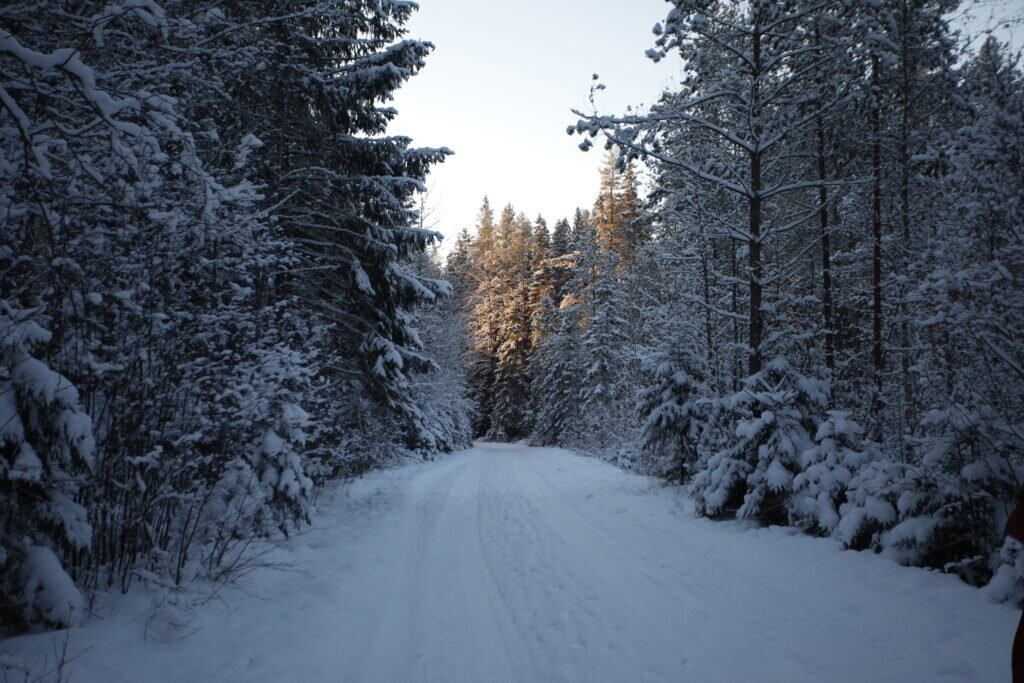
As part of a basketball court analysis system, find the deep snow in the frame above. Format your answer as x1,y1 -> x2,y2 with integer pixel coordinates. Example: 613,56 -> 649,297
1,443 -> 1015,682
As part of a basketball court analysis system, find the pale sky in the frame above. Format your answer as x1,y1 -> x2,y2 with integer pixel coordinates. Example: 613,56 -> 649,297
391,0 -> 1024,248
391,0 -> 681,245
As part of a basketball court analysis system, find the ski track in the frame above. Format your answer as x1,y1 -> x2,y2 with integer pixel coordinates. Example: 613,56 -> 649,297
2,443 -> 1015,682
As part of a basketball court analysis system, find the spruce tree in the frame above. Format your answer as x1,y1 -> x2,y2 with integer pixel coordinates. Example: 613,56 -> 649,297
550,219 -> 572,258
0,311 -> 94,630
489,211 -> 535,440
571,225 -> 634,454
639,342 -> 708,483
530,295 -> 583,447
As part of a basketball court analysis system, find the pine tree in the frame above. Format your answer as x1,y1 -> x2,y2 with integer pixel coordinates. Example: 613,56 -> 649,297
446,228 -> 475,303
405,251 -> 473,455
532,216 -> 551,260
592,151 -> 644,260
467,198 -> 501,437
862,37 -> 1024,585
571,208 -> 592,251
573,0 -> 854,378
791,411 -> 873,536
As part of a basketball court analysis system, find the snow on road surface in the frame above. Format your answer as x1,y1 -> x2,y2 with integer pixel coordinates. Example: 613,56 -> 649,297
2,443 -> 1015,682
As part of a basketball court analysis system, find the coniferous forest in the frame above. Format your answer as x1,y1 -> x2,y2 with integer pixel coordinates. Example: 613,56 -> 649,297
3,1 -> 1024,680
461,5 -> 1024,593
1,0 -> 470,634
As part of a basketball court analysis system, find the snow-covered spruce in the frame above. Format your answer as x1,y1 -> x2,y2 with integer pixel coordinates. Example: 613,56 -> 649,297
690,354 -> 828,525
0,0 -> 464,635
0,308 -> 93,630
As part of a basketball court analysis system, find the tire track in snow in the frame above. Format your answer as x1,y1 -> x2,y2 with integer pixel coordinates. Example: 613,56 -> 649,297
475,449 -> 608,682
513,449 -> 860,681
8,443 -> 1008,682
353,452 -> 478,681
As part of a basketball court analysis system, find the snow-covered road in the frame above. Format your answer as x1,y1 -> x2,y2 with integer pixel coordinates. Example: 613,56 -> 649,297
3,443 -> 1015,682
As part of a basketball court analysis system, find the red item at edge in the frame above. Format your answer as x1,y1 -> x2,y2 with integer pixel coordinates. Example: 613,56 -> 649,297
1007,504 -> 1024,682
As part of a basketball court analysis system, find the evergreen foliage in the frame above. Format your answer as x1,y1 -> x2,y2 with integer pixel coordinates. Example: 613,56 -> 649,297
0,0 -> 466,635
550,0 -> 1024,593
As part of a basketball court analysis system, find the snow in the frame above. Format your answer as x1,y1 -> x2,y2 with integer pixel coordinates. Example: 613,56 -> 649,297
11,358 -> 70,404
9,441 -> 42,481
260,429 -> 285,457
19,546 -> 84,628
1,443 -> 1013,682
233,133 -> 263,170
765,457 -> 793,489
816,410 -> 862,440
0,31 -> 141,137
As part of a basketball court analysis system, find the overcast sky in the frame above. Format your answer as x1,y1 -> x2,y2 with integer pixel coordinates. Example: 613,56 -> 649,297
391,0 -> 1024,249
391,0 -> 681,245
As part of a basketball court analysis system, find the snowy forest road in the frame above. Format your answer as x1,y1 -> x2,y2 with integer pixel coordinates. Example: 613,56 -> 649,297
4,443 -> 1014,682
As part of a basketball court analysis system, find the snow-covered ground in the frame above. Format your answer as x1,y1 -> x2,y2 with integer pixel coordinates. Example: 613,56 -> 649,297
2,443 -> 1015,682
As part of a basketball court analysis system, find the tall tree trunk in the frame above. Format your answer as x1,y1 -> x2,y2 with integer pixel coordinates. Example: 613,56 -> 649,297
748,23 -> 764,377
731,238 -> 740,392
871,54 -> 884,394
818,123 -> 835,375
898,7 -> 914,446
702,245 -> 714,371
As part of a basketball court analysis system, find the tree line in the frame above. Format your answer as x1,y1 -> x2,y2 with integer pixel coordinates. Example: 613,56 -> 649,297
460,0 -> 1024,598
451,159 -> 646,449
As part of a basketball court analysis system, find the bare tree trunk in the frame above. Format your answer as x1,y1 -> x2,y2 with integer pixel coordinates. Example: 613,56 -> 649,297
702,247 -> 714,369
898,5 -> 914,445
871,54 -> 884,393
818,122 -> 835,374
731,238 -> 740,392
748,22 -> 764,377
